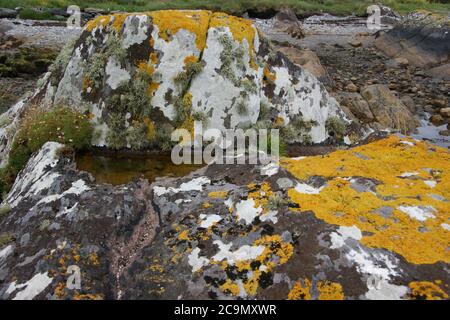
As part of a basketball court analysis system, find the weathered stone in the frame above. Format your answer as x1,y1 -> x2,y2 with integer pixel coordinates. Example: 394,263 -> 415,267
349,40 -> 362,48
338,92 -> 374,123
360,84 -> 419,132
345,82 -> 358,93
430,114 -> 445,126
427,63 -> 450,80
440,107 -> 450,118
276,47 -> 328,81
0,8 -> 17,19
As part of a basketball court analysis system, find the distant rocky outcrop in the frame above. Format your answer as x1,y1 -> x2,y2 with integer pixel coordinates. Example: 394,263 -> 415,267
375,11 -> 450,68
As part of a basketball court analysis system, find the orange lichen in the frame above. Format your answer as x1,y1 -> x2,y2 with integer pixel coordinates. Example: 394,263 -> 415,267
283,135 -> 450,264
184,55 -> 199,65
288,279 -> 312,300
210,12 -> 256,67
288,279 -> 344,300
88,253 -> 100,267
148,10 -> 212,51
409,281 -> 449,300
220,280 -> 240,296
218,234 -> 293,298
202,202 -> 212,209
85,15 -> 111,32
317,281 -> 345,300
208,191 -> 228,199
247,182 -> 274,212
143,117 -> 156,140
73,293 -> 103,300
263,66 -> 277,83
178,230 -> 191,241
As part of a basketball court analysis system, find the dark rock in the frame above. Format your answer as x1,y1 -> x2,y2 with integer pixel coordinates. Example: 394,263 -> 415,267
0,8 -> 17,19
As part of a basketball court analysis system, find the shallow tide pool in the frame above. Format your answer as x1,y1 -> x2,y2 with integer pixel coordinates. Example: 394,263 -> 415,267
76,152 -> 203,185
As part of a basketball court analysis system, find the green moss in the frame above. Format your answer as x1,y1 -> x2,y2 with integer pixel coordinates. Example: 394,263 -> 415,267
49,38 -> 77,84
325,116 -> 347,141
192,111 -> 207,123
218,34 -> 245,87
106,112 -> 127,149
235,99 -> 248,116
127,121 -> 148,151
240,79 -> 257,97
0,203 -> 11,220
0,107 -> 93,198
85,53 -> 107,89
0,232 -> 12,248
105,33 -> 127,64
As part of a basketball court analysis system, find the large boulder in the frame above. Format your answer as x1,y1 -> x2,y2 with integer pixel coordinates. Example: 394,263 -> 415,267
360,84 -> 419,132
0,10 -> 348,168
1,136 -> 449,300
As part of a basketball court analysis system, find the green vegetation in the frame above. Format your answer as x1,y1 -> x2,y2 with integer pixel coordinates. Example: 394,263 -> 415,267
0,47 -> 57,77
325,116 -> 347,141
49,38 -> 77,84
0,232 -> 12,248
0,1 -> 448,18
0,107 -> 93,199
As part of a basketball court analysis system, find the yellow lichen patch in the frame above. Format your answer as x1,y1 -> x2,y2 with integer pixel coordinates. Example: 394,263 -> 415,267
208,191 -> 228,199
110,13 -> 132,33
149,10 -> 212,51
137,60 -> 155,76
143,117 -> 156,141
288,279 -> 312,300
220,279 -> 240,296
247,182 -> 274,212
219,234 -> 293,298
178,229 -> 191,241
317,281 -> 345,300
202,202 -> 212,209
263,66 -> 276,83
149,52 -> 158,65
288,279 -> 345,300
88,253 -> 100,267
73,293 -> 103,300
408,281 -> 449,300
210,12 -> 256,58
85,15 -> 111,32
282,135 -> 450,264
184,55 -> 198,66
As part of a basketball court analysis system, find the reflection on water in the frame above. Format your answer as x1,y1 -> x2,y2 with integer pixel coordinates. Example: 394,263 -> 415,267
76,152 -> 203,185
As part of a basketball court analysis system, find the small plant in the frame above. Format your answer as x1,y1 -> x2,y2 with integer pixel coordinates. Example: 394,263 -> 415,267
192,111 -> 207,123
127,121 -> 148,151
325,116 -> 347,141
235,100 -> 249,116
0,107 -> 93,198
218,34 -> 245,87
85,53 -> 107,89
106,112 -> 127,149
0,232 -> 12,248
267,193 -> 290,210
105,33 -> 127,64
49,38 -> 77,84
0,203 -> 11,220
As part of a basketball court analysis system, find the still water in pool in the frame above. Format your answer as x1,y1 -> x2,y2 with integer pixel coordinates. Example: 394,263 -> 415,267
76,152 -> 202,185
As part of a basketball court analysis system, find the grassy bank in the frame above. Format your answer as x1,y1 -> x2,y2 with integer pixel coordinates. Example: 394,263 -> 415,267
0,0 -> 449,19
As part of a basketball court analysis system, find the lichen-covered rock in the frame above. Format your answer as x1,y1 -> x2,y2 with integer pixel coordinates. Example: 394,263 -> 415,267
0,142 -> 158,300
0,136 -> 449,300
121,135 -> 449,300
9,10 -> 348,153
